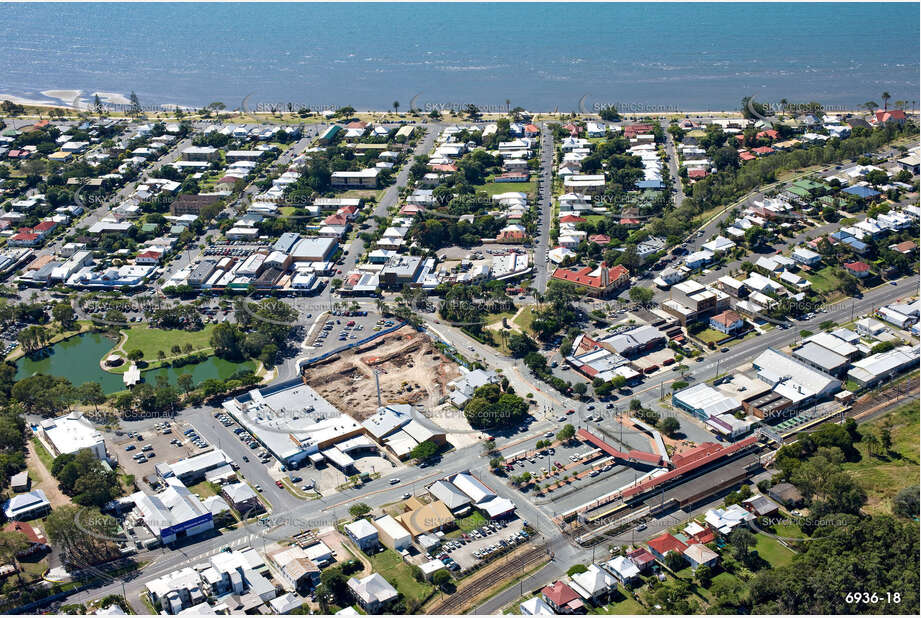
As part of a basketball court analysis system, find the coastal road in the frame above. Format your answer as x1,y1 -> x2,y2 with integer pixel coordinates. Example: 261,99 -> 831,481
532,123 -> 555,293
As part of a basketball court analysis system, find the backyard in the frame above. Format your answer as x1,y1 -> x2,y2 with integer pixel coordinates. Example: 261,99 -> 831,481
804,266 -> 842,294
367,548 -> 435,605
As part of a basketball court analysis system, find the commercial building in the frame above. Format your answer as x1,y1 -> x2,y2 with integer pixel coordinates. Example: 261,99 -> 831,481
847,346 -> 919,389
145,568 -> 205,614
267,545 -> 320,593
372,514 -> 412,551
221,482 -> 263,516
397,497 -> 455,537
378,255 -> 424,290
672,383 -> 741,421
751,349 -> 841,412
663,280 -> 730,325
158,449 -> 233,485
130,478 -> 214,544
222,379 -> 363,468
37,411 -> 106,460
792,342 -> 850,377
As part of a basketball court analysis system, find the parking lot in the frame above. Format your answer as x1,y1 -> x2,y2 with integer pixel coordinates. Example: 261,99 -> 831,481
109,419 -> 210,490
305,310 -> 393,355
433,518 -> 527,571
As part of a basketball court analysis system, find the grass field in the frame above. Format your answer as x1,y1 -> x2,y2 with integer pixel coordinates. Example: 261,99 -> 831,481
368,548 -> 434,604
696,328 -> 730,344
512,305 -> 536,334
117,324 -> 217,361
481,180 -> 537,198
804,266 -> 842,293
843,402 -> 920,515
754,534 -> 796,568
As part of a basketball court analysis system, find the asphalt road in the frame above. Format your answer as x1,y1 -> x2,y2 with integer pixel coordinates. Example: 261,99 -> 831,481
337,126 -> 438,276
533,123 -> 555,293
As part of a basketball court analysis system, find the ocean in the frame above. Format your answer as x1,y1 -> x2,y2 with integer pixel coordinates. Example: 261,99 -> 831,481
1,2 -> 918,113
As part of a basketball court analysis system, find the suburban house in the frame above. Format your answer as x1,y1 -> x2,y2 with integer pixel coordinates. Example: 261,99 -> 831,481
709,309 -> 745,335
541,580 -> 583,613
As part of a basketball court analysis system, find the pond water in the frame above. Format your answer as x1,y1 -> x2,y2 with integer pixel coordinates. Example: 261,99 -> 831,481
15,332 -> 255,394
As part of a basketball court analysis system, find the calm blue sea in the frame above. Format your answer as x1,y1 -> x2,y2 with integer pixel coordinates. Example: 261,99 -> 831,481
1,2 -> 918,112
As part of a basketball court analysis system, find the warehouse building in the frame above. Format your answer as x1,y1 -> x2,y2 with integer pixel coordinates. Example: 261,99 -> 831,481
847,346 -> 919,389
130,478 -> 214,545
792,342 -> 850,377
672,383 -> 742,421
751,349 -> 841,411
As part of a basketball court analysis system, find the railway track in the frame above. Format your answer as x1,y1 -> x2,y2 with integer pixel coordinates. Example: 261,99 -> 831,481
429,543 -> 551,615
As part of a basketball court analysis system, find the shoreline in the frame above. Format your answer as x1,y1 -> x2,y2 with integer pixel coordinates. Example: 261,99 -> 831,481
0,90 -> 893,119
0,94 -> 889,121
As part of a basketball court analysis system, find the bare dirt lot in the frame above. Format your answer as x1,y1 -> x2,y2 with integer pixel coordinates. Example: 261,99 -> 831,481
304,327 -> 462,421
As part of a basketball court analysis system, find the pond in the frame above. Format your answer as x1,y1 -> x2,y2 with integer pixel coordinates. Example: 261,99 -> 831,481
15,332 -> 255,395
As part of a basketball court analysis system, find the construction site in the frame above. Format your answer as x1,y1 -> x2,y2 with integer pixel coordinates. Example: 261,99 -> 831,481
303,326 -> 463,421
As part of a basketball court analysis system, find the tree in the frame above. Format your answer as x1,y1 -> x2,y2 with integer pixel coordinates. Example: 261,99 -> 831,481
93,94 -> 103,115
45,505 -> 121,567
879,427 -> 892,452
127,349 -> 144,361
348,503 -> 371,519
431,569 -> 451,589
177,373 -> 194,394
658,416 -> 681,437
77,382 -> 106,416
556,424 -> 575,443
409,440 -> 438,462
694,564 -> 713,587
881,91 -> 891,111
573,382 -> 588,396
729,527 -> 755,562
507,332 -> 537,357
128,91 -> 142,117
892,486 -> 919,518
664,550 -> 687,572
567,563 -> 588,576
628,286 -> 654,306
392,101 -> 400,114
52,302 -> 76,329
0,531 -> 30,583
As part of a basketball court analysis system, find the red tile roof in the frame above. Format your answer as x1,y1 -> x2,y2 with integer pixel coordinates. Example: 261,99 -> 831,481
429,163 -> 457,172
711,310 -> 742,327
559,215 -> 586,224
588,234 -> 611,245
756,130 -> 779,140
876,109 -> 907,123
551,264 -> 629,290
136,251 -> 161,260
752,146 -> 774,155
648,533 -> 688,556
739,151 -> 756,161
891,240 -> 916,253
542,580 -> 580,606
33,221 -> 56,232
4,521 -> 46,545
688,169 -> 708,179
844,261 -> 869,273
627,548 -> 656,566
692,529 -> 717,545
671,442 -> 723,468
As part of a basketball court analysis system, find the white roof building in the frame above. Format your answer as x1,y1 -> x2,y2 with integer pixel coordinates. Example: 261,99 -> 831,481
704,504 -> 753,535
38,412 -> 106,460
672,383 -> 741,419
520,597 -> 557,615
452,472 -> 495,504
752,349 -> 841,406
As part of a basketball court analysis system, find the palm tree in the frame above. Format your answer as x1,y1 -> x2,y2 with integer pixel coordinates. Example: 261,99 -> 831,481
881,91 -> 891,111
393,101 -> 400,114
864,101 -> 879,116
506,99 -> 511,114
779,98 -> 788,120
863,431 -> 880,457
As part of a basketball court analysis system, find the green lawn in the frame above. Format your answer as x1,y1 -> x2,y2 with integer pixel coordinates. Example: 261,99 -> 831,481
843,402 -> 920,515
512,306 -> 536,334
188,480 -> 221,499
754,534 -> 796,568
367,549 -> 434,604
117,324 -> 217,362
456,510 -> 487,533
804,266 -> 841,293
588,587 -> 646,614
481,180 -> 537,198
30,437 -> 55,471
696,328 -> 730,344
